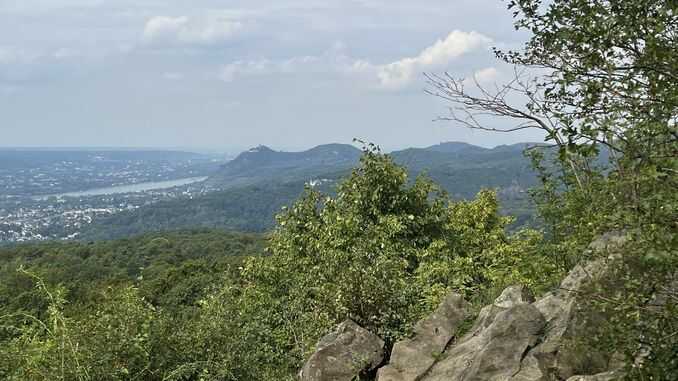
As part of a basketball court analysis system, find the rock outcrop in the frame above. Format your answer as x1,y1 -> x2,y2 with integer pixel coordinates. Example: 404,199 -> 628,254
377,293 -> 470,381
419,286 -> 544,381
512,233 -> 627,380
299,319 -> 385,381
301,234 -> 628,381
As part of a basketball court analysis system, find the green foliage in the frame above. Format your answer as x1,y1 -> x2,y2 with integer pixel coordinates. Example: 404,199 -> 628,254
1,277 -> 156,381
78,287 -> 156,380
74,143 -> 542,242
503,0 -> 677,159
0,230 -> 267,380
0,273 -> 87,381
0,151 -> 556,380
0,229 -> 264,311
578,245 -> 678,379
426,0 -> 675,376
78,181 -> 317,240
235,144 -> 555,375
2,1 -> 674,379
497,0 -> 678,378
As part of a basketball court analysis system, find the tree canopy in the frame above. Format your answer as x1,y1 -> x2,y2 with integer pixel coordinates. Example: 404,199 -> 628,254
428,0 -> 677,377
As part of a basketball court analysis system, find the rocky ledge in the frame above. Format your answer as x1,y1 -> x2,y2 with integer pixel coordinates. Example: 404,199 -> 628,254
301,233 -> 629,381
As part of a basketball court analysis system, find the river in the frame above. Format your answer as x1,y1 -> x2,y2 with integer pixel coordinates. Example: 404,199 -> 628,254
41,176 -> 209,199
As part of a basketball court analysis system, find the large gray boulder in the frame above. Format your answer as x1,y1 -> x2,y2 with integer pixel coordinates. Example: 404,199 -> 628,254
299,320 -> 384,381
300,234 -> 631,381
377,292 -> 470,381
377,234 -> 626,381
512,234 -> 627,380
421,286 -> 545,381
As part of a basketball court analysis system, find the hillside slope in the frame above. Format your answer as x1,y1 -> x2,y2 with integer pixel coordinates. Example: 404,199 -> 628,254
79,142 -> 540,240
207,142 -> 539,199
206,144 -> 362,189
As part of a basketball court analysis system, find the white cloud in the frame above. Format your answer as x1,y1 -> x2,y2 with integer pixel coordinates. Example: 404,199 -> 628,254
216,32 -> 492,89
143,16 -> 187,43
354,30 -> 492,90
217,43 -> 352,82
464,66 -> 499,85
143,15 -> 242,45
219,56 -> 321,82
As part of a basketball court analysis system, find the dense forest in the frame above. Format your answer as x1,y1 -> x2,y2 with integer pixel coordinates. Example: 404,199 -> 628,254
78,180 -> 320,240
0,230 -> 265,312
1,150 -> 562,380
78,143 -> 542,241
1,0 -> 676,380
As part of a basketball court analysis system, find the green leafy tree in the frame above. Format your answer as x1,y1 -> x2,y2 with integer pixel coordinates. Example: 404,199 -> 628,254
427,0 -> 677,377
0,231 -> 265,381
234,144 -> 554,377
1,276 -> 156,381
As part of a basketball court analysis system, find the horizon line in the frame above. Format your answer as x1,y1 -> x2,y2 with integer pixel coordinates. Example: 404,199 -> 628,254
0,141 -> 544,153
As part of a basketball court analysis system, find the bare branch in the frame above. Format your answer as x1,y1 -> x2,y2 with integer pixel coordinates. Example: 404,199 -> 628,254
424,68 -> 590,189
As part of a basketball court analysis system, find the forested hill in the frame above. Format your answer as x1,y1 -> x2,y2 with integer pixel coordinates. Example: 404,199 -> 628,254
206,142 -> 538,197
77,142 -> 539,241
78,178 -> 342,241
390,142 -> 538,199
205,143 -> 362,189
0,230 -> 266,314
74,142 -> 536,240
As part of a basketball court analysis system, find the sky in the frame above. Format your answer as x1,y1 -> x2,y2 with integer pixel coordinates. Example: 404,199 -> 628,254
0,0 -> 544,152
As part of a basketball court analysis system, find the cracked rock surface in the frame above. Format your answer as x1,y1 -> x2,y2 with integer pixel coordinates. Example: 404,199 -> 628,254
301,234 -> 628,381
419,287 -> 545,381
299,319 -> 384,381
377,292 -> 470,381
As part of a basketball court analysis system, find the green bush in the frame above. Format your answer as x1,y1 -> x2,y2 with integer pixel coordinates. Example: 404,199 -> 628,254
232,145 -> 556,376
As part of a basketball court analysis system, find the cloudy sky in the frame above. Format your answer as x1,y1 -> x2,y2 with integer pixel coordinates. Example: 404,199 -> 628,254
0,0 -> 543,152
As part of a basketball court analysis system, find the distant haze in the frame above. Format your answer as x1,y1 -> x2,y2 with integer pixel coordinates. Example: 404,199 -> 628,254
0,0 -> 543,151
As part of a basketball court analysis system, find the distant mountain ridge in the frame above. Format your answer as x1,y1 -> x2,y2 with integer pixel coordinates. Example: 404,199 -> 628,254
207,141 -> 540,198
232,144 -> 361,168
423,142 -> 487,154
390,142 -> 539,199
79,141 -> 541,241
206,143 -> 362,189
